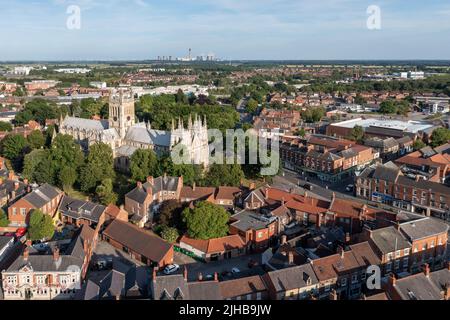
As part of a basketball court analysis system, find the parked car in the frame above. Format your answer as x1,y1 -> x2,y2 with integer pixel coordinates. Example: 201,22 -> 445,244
163,264 -> 180,275
33,243 -> 49,252
15,228 -> 27,238
95,257 -> 113,270
231,267 -> 241,274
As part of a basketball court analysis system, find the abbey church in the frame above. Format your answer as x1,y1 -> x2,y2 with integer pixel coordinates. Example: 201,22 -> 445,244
59,88 -> 210,170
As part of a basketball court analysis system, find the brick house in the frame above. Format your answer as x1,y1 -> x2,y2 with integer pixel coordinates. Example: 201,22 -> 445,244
7,184 -> 63,227
1,224 -> 97,300
125,175 -> 183,227
263,264 -> 319,300
356,163 -> 450,221
220,275 -> 268,300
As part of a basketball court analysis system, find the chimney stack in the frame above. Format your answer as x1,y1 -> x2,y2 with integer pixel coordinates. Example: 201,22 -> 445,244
52,247 -> 60,261
146,176 -> 154,185
281,235 -> 287,245
423,263 -> 430,277
345,232 -> 351,244
249,182 -> 256,191
337,246 -> 345,259
388,274 -> 396,287
445,283 -> 450,300
288,251 -> 294,264
330,289 -> 338,301
23,247 -> 29,261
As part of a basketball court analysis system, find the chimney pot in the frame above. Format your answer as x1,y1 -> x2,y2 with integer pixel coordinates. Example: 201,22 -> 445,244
198,273 -> 203,281
388,274 -> 397,287
52,247 -> 60,261
423,263 -> 430,277
23,247 -> 29,260
288,251 -> 294,264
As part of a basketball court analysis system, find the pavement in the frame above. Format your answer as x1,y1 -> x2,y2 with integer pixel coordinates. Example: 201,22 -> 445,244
169,251 -> 264,281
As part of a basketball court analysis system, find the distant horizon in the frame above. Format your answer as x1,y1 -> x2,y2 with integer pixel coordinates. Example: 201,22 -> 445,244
1,0 -> 450,61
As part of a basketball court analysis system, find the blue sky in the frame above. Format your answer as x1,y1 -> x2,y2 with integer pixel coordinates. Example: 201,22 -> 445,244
1,0 -> 450,60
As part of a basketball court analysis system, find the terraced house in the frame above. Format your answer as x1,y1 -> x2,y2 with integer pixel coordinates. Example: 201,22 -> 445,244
356,162 -> 450,221
281,134 -> 378,182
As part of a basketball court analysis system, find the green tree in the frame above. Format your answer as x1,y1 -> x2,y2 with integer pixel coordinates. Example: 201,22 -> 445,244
379,100 -> 397,114
182,201 -> 230,240
59,166 -> 77,190
431,128 -> 450,147
130,149 -> 159,181
245,98 -> 258,114
22,149 -> 51,182
412,139 -> 426,150
27,130 -> 45,149
0,121 -> 12,132
158,199 -> 186,231
48,134 -> 84,188
1,134 -> 29,160
79,143 -> 115,192
28,210 -> 55,241
204,164 -> 244,187
0,209 -> 10,227
160,226 -> 179,243
350,125 -> 365,143
95,178 -> 118,205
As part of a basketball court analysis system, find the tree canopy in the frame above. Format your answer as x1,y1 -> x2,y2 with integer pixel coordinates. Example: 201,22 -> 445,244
182,201 -> 230,240
28,209 -> 55,241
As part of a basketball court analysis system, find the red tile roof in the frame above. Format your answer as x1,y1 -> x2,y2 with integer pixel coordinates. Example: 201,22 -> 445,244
180,235 -> 246,254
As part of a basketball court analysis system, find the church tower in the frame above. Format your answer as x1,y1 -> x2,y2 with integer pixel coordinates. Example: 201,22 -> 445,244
109,88 -> 136,139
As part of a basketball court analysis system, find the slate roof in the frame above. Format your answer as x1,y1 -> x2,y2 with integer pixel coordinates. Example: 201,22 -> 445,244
125,126 -> 171,147
231,210 -> 276,232
6,224 -> 95,272
79,259 -> 144,300
370,226 -> 411,254
21,183 -> 62,208
0,180 -> 27,200
152,275 -> 222,300
266,264 -> 319,292
125,186 -> 149,204
0,236 -> 13,250
59,195 -> 107,223
393,273 -> 444,300
62,116 -> 109,131
143,176 -> 181,194
400,218 -> 449,241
